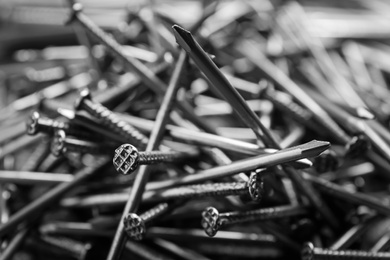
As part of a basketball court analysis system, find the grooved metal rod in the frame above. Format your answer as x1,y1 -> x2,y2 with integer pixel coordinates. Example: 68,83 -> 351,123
106,50 -> 188,260
60,181 -> 256,208
146,140 -> 329,190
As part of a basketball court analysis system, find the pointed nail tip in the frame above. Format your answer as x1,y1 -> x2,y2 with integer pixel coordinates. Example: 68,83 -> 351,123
172,24 -> 193,53
301,140 -> 331,157
172,24 -> 189,34
357,107 -> 375,120
314,140 -> 331,148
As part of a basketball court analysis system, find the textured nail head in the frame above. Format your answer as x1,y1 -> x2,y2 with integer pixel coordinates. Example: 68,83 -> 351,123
26,111 -> 40,135
123,213 -> 146,241
201,207 -> 220,237
51,130 -> 66,156
248,172 -> 264,202
113,144 -> 140,175
301,242 -> 314,260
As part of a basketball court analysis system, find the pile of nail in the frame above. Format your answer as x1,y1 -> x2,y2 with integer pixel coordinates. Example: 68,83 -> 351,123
2,0 -> 390,259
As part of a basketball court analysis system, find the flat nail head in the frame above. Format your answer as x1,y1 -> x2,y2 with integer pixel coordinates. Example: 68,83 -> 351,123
26,111 -> 40,135
301,242 -> 314,260
248,172 -> 264,202
74,89 -> 91,111
201,207 -> 220,237
345,135 -> 370,158
313,150 -> 339,173
51,130 -> 66,157
65,2 -> 83,25
123,213 -> 146,241
113,144 -> 140,175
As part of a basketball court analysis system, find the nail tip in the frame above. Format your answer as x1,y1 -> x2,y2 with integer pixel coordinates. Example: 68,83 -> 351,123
172,24 -> 193,53
302,140 -> 331,157
356,107 -> 375,120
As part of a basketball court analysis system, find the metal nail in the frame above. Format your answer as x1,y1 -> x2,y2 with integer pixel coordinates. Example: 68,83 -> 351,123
201,204 -> 308,237
112,143 -> 198,175
302,242 -> 390,260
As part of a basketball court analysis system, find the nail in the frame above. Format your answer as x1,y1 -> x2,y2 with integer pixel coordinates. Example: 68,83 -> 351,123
123,202 -> 173,240
334,103 -> 376,121
112,143 -> 198,175
146,227 -> 276,244
147,173 -> 263,203
51,130 -> 117,157
201,204 -> 308,237
172,24 -> 274,145
146,140 -> 329,190
302,242 -> 390,260
75,89 -> 149,148
26,111 -> 86,138
57,108 -> 125,143
62,173 -> 264,208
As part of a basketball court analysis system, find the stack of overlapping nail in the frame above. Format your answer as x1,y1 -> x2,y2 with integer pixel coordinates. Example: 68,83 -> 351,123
1,0 -> 390,259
